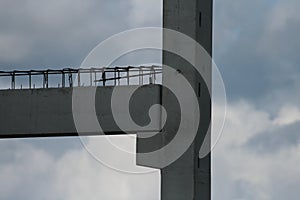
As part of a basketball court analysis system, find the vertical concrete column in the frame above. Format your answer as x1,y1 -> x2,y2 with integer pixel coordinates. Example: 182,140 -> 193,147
162,0 -> 212,200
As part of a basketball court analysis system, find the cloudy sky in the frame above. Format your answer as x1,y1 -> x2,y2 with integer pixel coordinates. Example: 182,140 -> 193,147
0,0 -> 300,199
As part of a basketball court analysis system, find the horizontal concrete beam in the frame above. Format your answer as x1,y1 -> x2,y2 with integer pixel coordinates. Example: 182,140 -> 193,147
0,85 -> 161,138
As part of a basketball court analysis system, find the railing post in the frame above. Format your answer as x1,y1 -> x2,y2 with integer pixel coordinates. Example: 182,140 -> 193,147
90,69 -> 93,86
77,70 -> 81,87
62,72 -> 65,88
29,72 -> 32,89
68,72 -> 73,87
11,72 -> 15,89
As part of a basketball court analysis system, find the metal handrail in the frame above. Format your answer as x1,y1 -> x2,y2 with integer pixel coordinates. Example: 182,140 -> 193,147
0,66 -> 162,90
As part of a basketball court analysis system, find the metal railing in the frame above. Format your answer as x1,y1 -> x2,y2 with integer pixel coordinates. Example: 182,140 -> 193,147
0,66 -> 162,90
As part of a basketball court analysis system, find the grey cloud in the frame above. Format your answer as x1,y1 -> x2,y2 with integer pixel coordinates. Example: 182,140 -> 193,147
214,0 -> 300,104
245,121 -> 300,154
0,140 -> 160,200
213,101 -> 300,200
0,0 -> 162,70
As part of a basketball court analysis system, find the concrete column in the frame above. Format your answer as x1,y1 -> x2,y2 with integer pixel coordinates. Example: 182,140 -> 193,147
161,0 -> 212,199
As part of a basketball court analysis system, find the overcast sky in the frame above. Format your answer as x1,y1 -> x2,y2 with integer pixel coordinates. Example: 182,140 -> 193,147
0,0 -> 300,199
